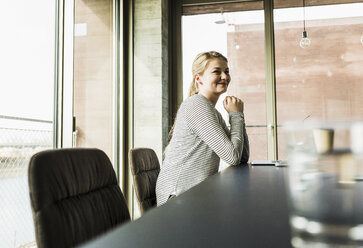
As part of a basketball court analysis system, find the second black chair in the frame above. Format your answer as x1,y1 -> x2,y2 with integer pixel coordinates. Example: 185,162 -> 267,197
28,148 -> 130,248
129,148 -> 160,214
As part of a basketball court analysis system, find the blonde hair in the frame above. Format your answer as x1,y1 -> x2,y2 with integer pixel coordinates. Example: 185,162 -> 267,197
188,51 -> 228,97
164,51 -> 229,155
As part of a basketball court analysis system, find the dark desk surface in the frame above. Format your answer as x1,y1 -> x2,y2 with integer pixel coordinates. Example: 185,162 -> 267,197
79,165 -> 292,248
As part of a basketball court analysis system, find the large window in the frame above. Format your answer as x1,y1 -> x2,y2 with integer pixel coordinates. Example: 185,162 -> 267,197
0,1 -> 56,246
180,0 -> 363,161
274,2 -> 363,159
0,0 -> 126,239
182,1 -> 267,164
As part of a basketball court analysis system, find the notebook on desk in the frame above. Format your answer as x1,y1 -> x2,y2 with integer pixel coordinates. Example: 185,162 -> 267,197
249,160 -> 288,167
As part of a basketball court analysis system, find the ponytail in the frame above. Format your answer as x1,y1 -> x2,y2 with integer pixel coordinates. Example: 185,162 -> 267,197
188,79 -> 198,97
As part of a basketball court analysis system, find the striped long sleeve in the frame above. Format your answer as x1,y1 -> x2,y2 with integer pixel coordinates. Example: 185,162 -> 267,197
156,94 -> 249,206
185,97 -> 244,165
219,110 -> 250,164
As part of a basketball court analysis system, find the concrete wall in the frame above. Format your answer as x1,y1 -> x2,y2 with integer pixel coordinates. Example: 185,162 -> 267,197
134,0 -> 169,162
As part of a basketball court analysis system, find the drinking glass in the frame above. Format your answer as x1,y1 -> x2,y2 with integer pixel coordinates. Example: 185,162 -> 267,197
283,120 -> 363,248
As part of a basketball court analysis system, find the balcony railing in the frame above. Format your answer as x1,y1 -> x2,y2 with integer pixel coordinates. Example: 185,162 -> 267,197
0,115 -> 53,248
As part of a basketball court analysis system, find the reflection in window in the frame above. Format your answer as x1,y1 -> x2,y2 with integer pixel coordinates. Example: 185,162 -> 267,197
73,0 -> 114,161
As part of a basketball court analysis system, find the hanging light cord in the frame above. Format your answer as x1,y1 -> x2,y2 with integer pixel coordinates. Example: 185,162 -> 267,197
303,0 -> 306,31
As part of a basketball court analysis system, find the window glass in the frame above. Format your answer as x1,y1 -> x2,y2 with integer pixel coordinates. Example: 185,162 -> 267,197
73,0 -> 114,161
0,0 -> 56,246
274,3 -> 363,159
182,4 -> 267,164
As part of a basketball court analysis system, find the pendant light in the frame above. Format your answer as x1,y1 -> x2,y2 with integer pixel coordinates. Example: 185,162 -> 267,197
214,12 -> 226,24
300,0 -> 311,48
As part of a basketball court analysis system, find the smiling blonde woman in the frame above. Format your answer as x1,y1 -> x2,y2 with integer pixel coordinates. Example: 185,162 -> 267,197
156,51 -> 249,206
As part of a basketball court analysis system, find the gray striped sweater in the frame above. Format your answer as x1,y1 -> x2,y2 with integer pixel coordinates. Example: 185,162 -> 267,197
156,94 -> 249,206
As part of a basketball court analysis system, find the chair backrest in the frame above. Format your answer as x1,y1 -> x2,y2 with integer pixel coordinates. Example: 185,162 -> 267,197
28,148 -> 130,248
129,148 -> 160,214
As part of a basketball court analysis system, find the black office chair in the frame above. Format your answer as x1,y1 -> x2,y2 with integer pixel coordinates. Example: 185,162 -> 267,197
129,148 -> 160,214
28,148 -> 130,248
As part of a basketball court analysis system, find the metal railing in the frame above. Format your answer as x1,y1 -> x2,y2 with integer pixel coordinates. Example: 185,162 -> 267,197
0,115 -> 53,248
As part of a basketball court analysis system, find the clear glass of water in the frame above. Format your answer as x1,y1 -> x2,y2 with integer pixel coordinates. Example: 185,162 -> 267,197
284,120 -> 363,248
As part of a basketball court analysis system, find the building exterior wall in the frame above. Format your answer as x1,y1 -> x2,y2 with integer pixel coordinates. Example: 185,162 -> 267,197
227,16 -> 363,159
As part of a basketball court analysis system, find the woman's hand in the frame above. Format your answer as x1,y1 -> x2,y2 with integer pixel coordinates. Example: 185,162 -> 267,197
223,96 -> 244,113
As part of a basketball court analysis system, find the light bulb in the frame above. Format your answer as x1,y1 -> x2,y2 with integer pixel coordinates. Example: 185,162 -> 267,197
214,13 -> 225,24
300,30 -> 311,48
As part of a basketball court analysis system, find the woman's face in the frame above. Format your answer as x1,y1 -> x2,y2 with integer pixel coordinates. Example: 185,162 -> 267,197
196,58 -> 231,97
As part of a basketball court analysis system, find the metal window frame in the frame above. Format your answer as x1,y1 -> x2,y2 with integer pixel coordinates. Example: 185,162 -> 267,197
54,0 -> 75,149
264,0 -> 278,159
54,0 -> 63,149
121,0 -> 135,216
113,0 -> 121,187
114,0 -> 135,215
61,0 -> 75,149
